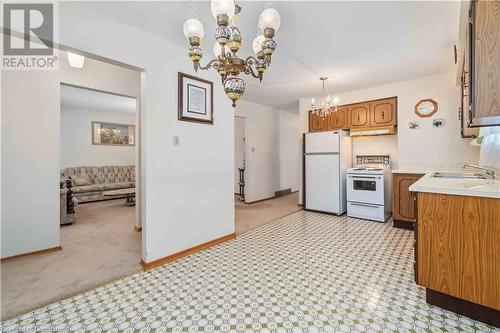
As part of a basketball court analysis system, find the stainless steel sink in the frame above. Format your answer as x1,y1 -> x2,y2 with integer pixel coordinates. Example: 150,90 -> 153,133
431,171 -> 488,179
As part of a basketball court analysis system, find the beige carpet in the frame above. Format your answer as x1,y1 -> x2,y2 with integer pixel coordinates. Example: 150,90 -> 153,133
235,192 -> 302,234
1,199 -> 142,320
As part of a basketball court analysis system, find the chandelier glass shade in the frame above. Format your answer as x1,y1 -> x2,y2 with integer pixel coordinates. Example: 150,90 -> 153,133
311,77 -> 339,118
183,0 -> 280,107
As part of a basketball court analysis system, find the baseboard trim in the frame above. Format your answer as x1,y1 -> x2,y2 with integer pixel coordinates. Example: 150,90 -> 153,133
245,191 -> 298,205
393,219 -> 414,230
140,233 -> 236,270
1,246 -> 62,262
274,188 -> 291,197
244,196 -> 275,204
426,289 -> 500,328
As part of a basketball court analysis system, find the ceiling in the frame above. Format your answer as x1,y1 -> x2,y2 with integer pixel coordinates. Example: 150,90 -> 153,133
61,85 -> 137,114
80,1 -> 460,109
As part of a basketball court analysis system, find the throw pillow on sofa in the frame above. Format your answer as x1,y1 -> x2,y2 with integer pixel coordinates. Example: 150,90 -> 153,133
71,174 -> 91,186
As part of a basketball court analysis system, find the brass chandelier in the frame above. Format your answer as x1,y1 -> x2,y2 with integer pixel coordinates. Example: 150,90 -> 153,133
183,0 -> 281,107
311,77 -> 339,117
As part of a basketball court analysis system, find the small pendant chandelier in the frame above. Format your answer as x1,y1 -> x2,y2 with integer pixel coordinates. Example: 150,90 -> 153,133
310,77 -> 339,117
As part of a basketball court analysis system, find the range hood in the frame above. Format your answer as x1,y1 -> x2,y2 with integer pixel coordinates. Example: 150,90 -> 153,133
349,126 -> 396,137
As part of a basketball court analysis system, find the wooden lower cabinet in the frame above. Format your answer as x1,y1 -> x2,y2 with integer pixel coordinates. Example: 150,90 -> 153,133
392,173 -> 424,229
415,192 -> 500,312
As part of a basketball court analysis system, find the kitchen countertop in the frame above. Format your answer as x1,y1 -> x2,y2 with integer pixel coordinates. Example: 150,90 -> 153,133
391,169 -> 430,174
409,172 -> 500,199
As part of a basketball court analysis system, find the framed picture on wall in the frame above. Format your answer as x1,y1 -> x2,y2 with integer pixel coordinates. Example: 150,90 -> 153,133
178,72 -> 213,124
92,121 -> 135,146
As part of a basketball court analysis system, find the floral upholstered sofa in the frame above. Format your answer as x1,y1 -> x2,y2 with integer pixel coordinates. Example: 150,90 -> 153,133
60,165 -> 135,203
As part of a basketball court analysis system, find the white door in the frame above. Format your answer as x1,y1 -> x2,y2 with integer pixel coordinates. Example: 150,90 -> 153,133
305,154 -> 340,213
234,117 -> 245,194
305,132 -> 339,154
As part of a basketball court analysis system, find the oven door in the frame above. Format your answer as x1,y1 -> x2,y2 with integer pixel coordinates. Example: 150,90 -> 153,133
347,174 -> 384,205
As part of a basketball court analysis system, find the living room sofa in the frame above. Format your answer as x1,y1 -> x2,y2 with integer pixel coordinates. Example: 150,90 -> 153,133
60,165 -> 135,203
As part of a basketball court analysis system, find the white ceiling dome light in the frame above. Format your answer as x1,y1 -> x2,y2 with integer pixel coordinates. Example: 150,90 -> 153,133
258,8 -> 281,32
183,18 -> 205,40
66,52 -> 85,68
211,0 -> 235,20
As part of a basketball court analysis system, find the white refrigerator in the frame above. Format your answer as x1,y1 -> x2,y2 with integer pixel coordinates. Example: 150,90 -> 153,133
304,131 -> 352,215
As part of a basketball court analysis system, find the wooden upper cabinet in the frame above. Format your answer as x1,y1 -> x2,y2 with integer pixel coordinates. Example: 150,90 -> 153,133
370,98 -> 397,126
329,106 -> 347,130
348,103 -> 370,128
469,0 -> 500,126
308,111 -> 328,132
308,97 -> 398,133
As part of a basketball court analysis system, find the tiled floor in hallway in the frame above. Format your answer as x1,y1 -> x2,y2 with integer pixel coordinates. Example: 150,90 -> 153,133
1,211 -> 498,332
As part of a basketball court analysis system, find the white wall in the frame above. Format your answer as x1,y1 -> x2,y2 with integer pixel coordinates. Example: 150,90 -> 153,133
2,70 -> 61,257
234,117 -> 245,194
234,100 -> 300,203
279,107 -> 300,192
235,100 -> 279,203
2,2 -> 235,262
61,107 -> 136,168
298,72 -> 480,204
1,51 -> 141,258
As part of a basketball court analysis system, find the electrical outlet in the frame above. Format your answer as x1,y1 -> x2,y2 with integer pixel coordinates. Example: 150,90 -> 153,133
173,135 -> 180,146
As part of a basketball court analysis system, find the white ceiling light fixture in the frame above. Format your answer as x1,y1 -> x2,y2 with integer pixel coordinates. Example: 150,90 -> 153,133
67,52 -> 85,68
310,77 -> 339,118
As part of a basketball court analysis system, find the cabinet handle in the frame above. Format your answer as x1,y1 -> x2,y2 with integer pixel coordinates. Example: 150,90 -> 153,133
382,111 -> 385,119
357,114 -> 360,122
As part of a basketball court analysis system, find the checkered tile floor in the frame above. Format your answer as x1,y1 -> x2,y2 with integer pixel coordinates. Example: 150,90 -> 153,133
2,211 -> 498,332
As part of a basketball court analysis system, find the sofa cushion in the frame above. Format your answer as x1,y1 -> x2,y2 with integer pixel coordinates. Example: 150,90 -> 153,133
71,174 -> 91,186
72,184 -> 106,193
103,182 -> 135,190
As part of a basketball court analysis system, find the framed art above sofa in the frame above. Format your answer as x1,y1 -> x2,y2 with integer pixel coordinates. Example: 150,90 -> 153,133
92,121 -> 135,146
178,72 -> 213,124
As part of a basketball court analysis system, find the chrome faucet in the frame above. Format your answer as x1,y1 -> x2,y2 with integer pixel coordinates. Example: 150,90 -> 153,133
463,164 -> 496,179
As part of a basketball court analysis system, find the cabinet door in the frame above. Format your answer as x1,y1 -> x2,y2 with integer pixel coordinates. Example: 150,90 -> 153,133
461,68 -> 479,137
329,106 -> 347,130
309,111 -> 328,132
348,103 -> 369,128
470,0 -> 500,126
416,192 -> 500,310
392,173 -> 424,223
370,98 -> 397,126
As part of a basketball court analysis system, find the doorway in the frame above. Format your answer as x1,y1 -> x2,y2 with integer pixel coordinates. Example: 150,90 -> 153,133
0,50 -> 144,320
234,116 -> 246,200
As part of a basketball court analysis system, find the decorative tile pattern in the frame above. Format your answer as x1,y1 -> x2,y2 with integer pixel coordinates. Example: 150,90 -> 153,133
2,211 -> 498,332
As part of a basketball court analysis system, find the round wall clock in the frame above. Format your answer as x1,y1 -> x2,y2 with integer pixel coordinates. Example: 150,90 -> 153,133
415,99 -> 438,118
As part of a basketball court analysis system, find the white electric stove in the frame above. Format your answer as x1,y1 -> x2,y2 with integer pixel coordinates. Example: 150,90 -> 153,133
346,155 -> 391,222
